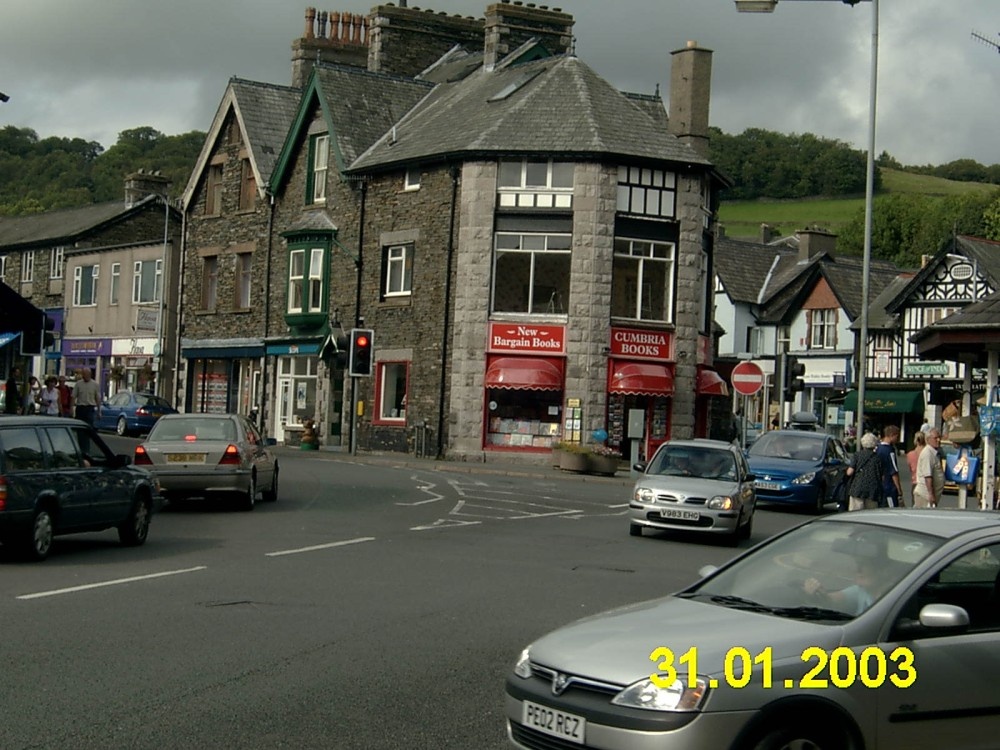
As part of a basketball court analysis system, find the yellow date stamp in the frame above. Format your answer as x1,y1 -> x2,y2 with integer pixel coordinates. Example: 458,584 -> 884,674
649,645 -> 916,690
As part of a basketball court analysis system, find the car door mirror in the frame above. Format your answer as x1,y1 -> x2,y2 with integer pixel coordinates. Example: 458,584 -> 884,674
744,473 -> 756,483
632,461 -> 647,473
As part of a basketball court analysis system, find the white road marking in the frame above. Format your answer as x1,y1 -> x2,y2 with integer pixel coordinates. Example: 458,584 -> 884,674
396,477 -> 446,506
608,503 -> 630,508
410,518 -> 482,531
265,536 -> 375,557
17,566 -> 208,600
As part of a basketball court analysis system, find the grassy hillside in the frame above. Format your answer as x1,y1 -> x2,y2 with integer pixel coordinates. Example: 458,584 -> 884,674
718,168 -> 997,241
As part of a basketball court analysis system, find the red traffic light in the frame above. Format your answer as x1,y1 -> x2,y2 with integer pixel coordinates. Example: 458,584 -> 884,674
355,335 -> 369,348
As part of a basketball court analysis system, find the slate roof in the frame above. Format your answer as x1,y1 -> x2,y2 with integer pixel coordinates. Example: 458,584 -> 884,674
181,78 -> 300,211
916,289 -> 1000,332
861,272 -> 916,330
0,198 -> 158,251
714,237 -> 795,305
349,54 -> 712,173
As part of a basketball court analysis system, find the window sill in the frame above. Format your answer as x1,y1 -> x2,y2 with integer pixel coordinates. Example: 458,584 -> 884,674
609,317 -> 674,330
380,296 -> 412,308
373,419 -> 406,427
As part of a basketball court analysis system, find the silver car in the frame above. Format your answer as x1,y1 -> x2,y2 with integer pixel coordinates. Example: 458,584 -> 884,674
507,510 -> 1000,749
629,440 -> 756,543
135,413 -> 278,510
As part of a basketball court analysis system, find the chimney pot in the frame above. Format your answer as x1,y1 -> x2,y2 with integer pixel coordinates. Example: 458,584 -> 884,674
304,7 -> 316,39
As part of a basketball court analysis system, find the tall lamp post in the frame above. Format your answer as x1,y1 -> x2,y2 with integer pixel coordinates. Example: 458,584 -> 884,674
736,0 -> 878,444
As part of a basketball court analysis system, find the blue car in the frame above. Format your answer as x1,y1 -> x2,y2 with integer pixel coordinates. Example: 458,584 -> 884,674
97,390 -> 177,436
747,429 -> 849,512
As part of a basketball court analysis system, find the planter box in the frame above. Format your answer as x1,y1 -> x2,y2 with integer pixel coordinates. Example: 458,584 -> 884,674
587,454 -> 620,476
559,451 -> 589,473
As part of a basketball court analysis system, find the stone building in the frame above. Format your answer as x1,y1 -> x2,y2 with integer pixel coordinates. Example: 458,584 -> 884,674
178,2 -> 728,461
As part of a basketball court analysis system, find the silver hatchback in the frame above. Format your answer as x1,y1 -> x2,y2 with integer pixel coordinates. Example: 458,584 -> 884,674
629,440 -> 756,543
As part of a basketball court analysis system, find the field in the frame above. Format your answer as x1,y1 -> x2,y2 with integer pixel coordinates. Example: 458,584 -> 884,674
718,168 -> 998,241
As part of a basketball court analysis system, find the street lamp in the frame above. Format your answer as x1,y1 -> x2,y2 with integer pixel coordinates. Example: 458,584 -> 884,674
736,0 -> 877,444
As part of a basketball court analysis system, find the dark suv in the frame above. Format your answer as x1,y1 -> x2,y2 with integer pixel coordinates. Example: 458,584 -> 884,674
0,415 -> 160,560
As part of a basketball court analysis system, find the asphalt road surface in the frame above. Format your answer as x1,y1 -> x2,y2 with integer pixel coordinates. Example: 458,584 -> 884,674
0,448 -> 809,749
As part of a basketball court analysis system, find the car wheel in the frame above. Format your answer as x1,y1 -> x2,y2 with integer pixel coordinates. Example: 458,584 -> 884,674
751,718 -> 848,750
738,510 -> 754,540
629,523 -> 642,537
24,508 -> 54,561
116,415 -> 128,437
814,484 -> 828,515
262,465 -> 279,502
118,496 -> 151,546
240,474 -> 256,512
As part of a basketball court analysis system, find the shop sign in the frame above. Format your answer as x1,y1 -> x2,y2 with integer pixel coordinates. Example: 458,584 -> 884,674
64,338 -> 111,356
488,323 -> 565,354
609,327 -> 672,361
136,307 -> 159,333
903,361 -> 949,376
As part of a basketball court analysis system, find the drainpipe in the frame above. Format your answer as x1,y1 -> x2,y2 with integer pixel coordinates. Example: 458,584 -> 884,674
347,180 -> 367,454
172,206 -> 187,408
437,166 -> 460,458
261,188 -> 275,437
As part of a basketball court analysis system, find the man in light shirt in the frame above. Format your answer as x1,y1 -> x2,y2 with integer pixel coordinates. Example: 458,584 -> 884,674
71,367 -> 101,427
914,429 -> 945,508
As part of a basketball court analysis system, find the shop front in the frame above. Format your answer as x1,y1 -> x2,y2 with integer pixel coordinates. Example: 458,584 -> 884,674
110,337 -> 157,395
484,322 -> 565,451
182,339 -> 265,419
606,327 -> 674,461
63,338 -> 111,394
265,338 -> 324,445
842,387 -> 925,440
694,334 -> 729,438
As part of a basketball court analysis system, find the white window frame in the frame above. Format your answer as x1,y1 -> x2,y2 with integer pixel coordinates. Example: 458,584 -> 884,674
311,134 -> 329,204
491,231 -> 572,315
611,237 -> 675,323
308,248 -> 324,312
132,259 -> 163,304
109,262 -> 120,305
202,256 -> 218,311
73,264 -> 99,307
288,249 -> 305,313
21,250 -> 35,283
50,246 -> 65,279
810,309 -> 837,350
376,362 -> 408,424
498,159 -> 573,190
0,255 -> 6,282
236,253 -> 252,308
404,168 -> 421,191
616,166 -> 677,219
384,244 -> 412,297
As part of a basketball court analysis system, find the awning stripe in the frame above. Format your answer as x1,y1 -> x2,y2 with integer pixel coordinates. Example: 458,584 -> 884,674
609,362 -> 674,396
485,356 -> 564,391
697,368 -> 729,397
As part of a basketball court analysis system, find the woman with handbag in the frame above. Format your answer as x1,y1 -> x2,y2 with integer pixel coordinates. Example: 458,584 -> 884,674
845,433 -> 883,511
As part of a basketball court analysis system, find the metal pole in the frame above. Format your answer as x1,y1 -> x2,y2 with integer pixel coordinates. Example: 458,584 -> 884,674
856,0 -> 878,444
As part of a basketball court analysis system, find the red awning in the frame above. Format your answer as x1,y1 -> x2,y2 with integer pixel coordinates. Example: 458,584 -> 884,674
485,356 -> 564,391
697,368 -> 729,397
609,362 -> 674,395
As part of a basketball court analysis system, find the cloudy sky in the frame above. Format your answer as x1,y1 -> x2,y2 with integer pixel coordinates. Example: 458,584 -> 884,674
2,0 -> 999,167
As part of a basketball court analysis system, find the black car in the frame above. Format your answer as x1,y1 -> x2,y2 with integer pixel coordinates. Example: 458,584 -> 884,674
0,415 -> 160,560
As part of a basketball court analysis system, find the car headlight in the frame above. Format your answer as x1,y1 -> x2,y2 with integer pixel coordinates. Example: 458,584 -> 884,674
634,487 -> 655,503
706,495 -> 734,510
792,471 -> 817,484
513,647 -> 532,679
612,677 -> 708,712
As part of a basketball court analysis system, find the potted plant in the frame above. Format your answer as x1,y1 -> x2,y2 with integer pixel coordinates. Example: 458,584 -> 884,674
300,418 -> 319,451
558,442 -> 589,473
588,444 -> 621,476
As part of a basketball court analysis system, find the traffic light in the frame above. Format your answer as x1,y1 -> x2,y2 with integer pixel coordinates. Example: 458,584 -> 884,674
783,355 -> 805,402
20,314 -> 56,356
348,328 -> 374,377
334,333 -> 349,368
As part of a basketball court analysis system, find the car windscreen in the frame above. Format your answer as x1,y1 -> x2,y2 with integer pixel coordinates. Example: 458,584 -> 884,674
749,432 -> 825,462
647,446 -> 736,480
150,418 -> 236,442
685,521 -> 943,621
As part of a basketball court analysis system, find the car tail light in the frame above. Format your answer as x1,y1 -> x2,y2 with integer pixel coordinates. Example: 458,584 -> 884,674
219,444 -> 241,465
0,476 -> 7,511
136,406 -> 150,416
134,445 -> 153,466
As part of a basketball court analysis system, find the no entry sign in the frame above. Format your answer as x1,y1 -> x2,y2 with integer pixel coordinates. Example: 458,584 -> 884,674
731,361 -> 764,396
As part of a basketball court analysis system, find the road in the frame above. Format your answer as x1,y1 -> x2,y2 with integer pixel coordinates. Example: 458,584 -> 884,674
0,446 -> 809,749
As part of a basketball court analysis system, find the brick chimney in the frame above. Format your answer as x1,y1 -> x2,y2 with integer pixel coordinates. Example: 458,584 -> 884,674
483,2 -> 574,72
668,41 -> 713,158
124,170 -> 170,208
796,228 -> 837,262
292,7 -> 370,88
367,5 -> 483,77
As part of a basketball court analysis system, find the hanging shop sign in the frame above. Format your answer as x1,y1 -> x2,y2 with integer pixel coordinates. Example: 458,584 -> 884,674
488,323 -> 565,354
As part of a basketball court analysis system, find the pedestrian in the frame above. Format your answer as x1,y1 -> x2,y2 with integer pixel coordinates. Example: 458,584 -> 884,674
71,367 -> 102,427
906,432 -> 926,504
914,429 -> 945,508
876,425 -> 903,508
39,376 -> 61,415
845,432 -> 883,511
4,366 -> 21,414
57,374 -> 73,417
22,375 -> 41,415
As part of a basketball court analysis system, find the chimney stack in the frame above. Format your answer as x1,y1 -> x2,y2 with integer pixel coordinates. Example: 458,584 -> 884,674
796,228 -> 837,262
124,170 -> 170,209
292,7 -> 370,88
483,3 -> 574,72
668,41 -> 713,157
367,4 -> 483,76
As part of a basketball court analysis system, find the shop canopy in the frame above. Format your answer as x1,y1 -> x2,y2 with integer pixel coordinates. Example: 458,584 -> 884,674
609,362 -> 674,396
697,368 -> 729,397
485,356 -> 564,391
0,282 -> 44,334
842,389 -> 924,414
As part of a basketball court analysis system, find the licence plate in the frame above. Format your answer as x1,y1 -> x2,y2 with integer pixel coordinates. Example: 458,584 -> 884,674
660,508 -> 700,521
167,453 -> 206,464
755,481 -> 781,491
522,701 -> 585,745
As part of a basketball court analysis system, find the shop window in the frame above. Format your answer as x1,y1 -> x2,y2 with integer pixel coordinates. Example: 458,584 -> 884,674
239,158 -> 256,211
486,388 -> 562,448
73,264 -> 99,307
235,253 -> 252,308
383,244 -> 413,298
132,259 -> 162,304
492,232 -> 571,315
376,362 -> 408,423
202,257 -> 218,311
308,134 -> 329,204
616,166 -> 676,218
277,355 -> 318,427
109,263 -> 120,305
611,237 -> 673,322
205,164 -> 223,215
